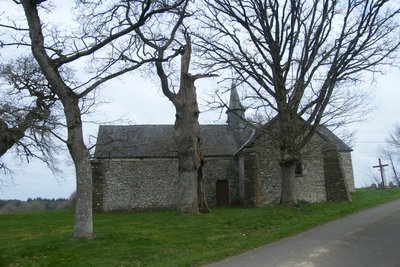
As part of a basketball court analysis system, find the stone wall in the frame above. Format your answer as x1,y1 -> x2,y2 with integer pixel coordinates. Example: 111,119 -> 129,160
256,146 -> 282,205
295,137 -> 327,202
250,134 -> 328,205
202,157 -> 241,207
100,158 -> 179,211
339,152 -> 355,192
295,150 -> 327,202
92,131 -> 355,211
323,146 -> 352,202
92,160 -> 105,212
92,156 -> 240,211
239,152 -> 263,207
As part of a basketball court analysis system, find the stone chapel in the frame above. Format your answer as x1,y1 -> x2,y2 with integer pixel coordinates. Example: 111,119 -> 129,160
91,87 -> 355,211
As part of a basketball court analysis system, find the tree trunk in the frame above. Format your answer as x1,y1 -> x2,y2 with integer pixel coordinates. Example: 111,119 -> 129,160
174,75 -> 209,213
197,156 -> 209,213
156,34 -> 210,213
65,102 -> 93,238
174,113 -> 201,213
278,109 -> 298,205
21,0 -> 93,238
280,160 -> 297,205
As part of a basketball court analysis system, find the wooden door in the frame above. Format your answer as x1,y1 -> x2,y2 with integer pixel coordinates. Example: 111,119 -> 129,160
216,180 -> 230,206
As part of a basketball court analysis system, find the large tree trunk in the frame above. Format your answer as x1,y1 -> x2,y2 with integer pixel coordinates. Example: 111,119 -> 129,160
174,73 -> 209,213
21,0 -> 93,238
70,152 -> 93,238
156,34 -> 210,213
174,100 -> 200,213
280,161 -> 297,204
197,156 -> 209,213
278,110 -> 298,205
65,100 -> 93,238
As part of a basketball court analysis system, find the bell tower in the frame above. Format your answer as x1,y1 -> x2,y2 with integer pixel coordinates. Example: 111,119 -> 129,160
226,83 -> 246,129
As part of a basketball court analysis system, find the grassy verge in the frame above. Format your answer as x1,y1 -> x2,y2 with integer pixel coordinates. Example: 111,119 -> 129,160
1,188 -> 400,267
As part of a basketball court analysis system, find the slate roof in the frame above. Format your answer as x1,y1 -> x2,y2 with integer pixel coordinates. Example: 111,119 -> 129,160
94,120 -> 351,159
235,120 -> 353,153
94,125 -> 253,158
315,126 -> 353,152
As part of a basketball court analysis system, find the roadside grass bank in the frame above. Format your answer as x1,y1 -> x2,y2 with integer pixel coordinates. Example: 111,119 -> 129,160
1,188 -> 399,267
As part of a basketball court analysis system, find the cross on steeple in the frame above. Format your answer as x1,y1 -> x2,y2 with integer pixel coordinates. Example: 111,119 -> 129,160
373,158 -> 389,188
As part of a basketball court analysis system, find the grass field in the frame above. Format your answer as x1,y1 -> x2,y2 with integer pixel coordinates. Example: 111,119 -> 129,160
1,188 -> 400,267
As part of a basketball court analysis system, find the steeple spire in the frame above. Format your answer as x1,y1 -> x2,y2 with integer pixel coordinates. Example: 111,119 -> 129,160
226,82 -> 246,129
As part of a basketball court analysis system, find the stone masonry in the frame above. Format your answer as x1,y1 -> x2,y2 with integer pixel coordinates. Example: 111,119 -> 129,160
92,86 -> 355,211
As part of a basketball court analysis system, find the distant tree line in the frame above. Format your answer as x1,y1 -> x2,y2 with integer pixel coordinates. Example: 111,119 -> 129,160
0,197 -> 70,214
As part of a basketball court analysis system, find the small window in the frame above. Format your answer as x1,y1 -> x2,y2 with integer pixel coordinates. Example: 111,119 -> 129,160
295,161 -> 303,176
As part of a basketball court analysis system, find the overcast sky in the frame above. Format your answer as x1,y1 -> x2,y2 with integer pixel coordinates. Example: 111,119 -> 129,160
0,1 -> 399,200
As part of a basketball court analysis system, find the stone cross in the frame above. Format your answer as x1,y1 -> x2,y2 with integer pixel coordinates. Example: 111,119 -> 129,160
373,158 -> 389,188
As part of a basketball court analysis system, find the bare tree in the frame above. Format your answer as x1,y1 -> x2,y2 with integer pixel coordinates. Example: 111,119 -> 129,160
197,0 -> 400,204
84,0 -> 216,213
129,0 -> 213,212
137,25 -> 216,212
0,56 -> 59,173
77,1 -> 209,214
380,124 -> 400,186
1,0 -> 188,238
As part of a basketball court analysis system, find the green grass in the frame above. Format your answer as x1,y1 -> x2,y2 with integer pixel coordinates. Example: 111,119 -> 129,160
1,188 -> 400,267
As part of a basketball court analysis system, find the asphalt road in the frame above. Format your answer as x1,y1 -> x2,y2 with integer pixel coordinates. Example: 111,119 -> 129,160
206,199 -> 400,267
